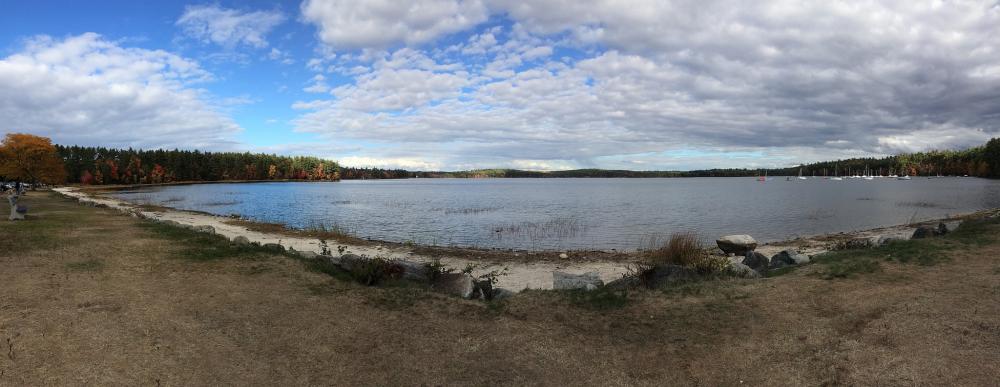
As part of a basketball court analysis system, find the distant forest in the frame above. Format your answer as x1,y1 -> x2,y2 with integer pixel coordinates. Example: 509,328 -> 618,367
57,145 -> 341,184
51,137 -> 999,185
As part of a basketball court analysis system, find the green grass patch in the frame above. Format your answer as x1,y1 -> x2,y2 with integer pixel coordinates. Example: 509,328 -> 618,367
563,287 -> 629,310
138,221 -> 276,261
765,266 -> 798,277
66,259 -> 104,271
811,218 -> 1000,280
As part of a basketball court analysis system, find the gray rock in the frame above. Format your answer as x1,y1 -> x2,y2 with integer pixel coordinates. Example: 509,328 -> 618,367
395,260 -> 429,282
742,251 -> 770,272
161,220 -> 181,227
911,226 -> 939,239
716,235 -> 758,255
297,250 -> 319,260
433,273 -> 475,298
936,222 -> 949,235
770,250 -> 808,267
770,251 -> 796,266
232,235 -> 251,246
553,271 -> 604,290
727,262 -> 761,278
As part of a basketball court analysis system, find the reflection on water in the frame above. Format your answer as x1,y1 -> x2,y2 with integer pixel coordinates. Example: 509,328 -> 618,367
113,177 -> 1000,251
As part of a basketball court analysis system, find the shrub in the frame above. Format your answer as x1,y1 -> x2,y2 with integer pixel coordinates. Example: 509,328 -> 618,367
423,259 -> 454,283
644,232 -> 703,266
642,232 -> 728,274
343,255 -> 404,286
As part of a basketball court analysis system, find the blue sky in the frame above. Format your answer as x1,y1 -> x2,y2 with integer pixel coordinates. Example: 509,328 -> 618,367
2,1 -> 999,171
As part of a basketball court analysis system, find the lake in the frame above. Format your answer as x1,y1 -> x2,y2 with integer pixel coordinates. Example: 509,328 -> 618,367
112,177 -> 1000,251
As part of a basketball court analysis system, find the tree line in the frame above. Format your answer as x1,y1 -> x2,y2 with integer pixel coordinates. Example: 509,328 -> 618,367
2,133 -> 998,186
776,138 -> 1000,178
56,145 -> 340,184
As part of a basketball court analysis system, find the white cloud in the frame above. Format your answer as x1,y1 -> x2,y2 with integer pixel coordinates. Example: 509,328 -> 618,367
291,1 -> 1000,170
177,4 -> 285,49
0,33 -> 242,150
300,0 -> 489,49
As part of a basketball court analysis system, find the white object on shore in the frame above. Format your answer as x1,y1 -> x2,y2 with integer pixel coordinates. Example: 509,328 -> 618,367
8,194 -> 24,221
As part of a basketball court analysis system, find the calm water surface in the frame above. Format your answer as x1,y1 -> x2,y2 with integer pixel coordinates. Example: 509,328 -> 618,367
114,177 -> 1000,251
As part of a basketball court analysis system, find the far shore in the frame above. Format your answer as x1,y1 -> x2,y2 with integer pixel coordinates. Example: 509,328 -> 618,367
54,185 -> 997,291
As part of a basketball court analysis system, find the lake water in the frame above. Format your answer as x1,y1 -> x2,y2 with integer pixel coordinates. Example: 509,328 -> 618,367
113,177 -> 1000,251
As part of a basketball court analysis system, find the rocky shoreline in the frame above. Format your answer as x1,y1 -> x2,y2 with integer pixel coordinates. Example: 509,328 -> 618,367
53,186 -> 997,295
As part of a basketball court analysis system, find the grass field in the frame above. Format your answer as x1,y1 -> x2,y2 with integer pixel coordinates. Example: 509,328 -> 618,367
1,191 -> 998,385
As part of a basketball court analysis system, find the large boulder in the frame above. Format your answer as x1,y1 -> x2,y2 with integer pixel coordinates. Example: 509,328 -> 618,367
232,235 -> 251,246
770,250 -> 808,267
433,273 -> 475,298
727,261 -> 761,278
742,251 -> 770,273
395,260 -> 429,282
716,235 -> 758,255
553,271 -> 604,290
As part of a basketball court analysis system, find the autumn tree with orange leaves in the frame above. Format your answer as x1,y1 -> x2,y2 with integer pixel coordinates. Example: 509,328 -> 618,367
0,133 -> 67,186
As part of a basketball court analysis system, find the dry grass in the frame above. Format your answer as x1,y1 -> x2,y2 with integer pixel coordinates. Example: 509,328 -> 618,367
1,192 -> 998,385
641,232 -> 729,274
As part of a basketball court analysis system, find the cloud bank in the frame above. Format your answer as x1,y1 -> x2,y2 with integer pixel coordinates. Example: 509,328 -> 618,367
0,33 -> 243,150
294,0 -> 1000,169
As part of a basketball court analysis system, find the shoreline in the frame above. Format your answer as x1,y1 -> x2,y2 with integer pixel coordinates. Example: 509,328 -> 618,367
53,186 -> 998,291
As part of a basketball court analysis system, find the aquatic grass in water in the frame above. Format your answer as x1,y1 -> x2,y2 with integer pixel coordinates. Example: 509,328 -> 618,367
489,218 -> 588,242
442,206 -> 499,215
201,199 -> 243,206
161,196 -> 186,203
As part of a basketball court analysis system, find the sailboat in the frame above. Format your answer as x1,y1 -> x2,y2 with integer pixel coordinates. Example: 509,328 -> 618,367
863,165 -> 874,180
830,164 -> 843,180
797,167 -> 807,180
757,170 -> 767,182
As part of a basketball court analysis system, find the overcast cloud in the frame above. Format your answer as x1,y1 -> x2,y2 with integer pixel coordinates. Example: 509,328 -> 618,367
3,1 -> 1000,170
293,0 -> 1000,169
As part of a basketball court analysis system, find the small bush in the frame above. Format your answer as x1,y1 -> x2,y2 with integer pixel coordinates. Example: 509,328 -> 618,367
343,255 -> 403,286
424,259 -> 455,283
644,232 -> 703,267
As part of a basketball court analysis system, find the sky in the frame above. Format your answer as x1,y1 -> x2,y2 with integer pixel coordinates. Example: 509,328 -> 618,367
1,0 -> 999,171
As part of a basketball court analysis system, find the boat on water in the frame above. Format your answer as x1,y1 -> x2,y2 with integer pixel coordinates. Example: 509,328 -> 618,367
862,165 -> 874,180
897,175 -> 912,180
797,167 -> 807,180
830,164 -> 843,180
